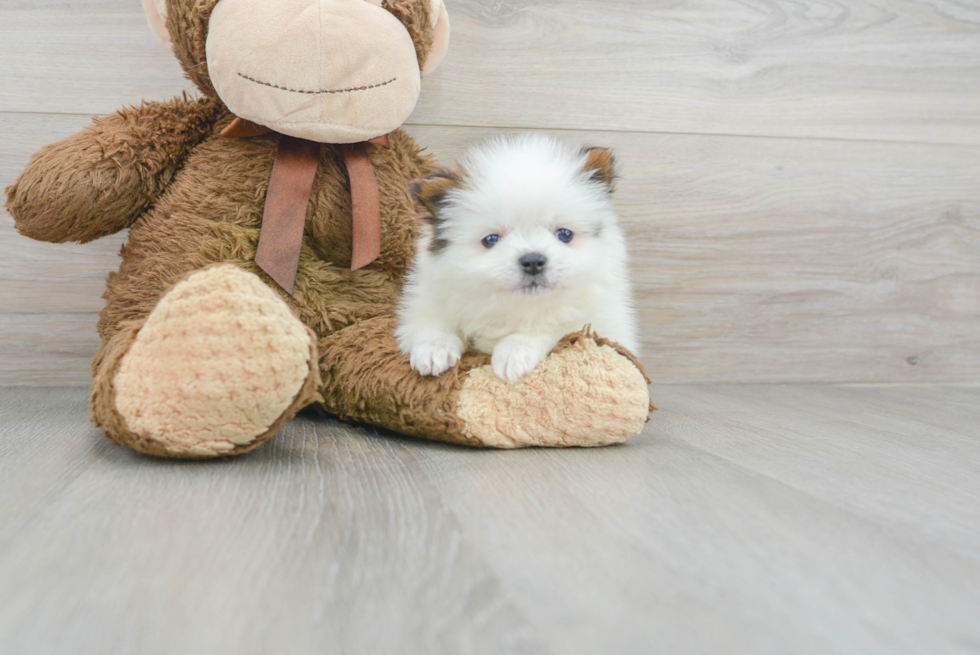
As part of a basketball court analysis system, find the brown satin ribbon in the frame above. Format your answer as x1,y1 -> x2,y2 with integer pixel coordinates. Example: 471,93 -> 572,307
339,144 -> 383,271
220,116 -> 387,295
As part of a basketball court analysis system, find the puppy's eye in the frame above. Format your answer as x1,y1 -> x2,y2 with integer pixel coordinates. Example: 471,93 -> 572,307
481,234 -> 500,248
555,228 -> 574,243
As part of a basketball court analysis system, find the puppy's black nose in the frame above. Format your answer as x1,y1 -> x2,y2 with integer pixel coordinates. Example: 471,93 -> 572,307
519,253 -> 547,276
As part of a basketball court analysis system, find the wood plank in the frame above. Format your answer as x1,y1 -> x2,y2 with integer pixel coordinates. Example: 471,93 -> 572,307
3,116 -> 978,384
657,384 -> 980,556
2,0 -> 979,144
415,0 -> 980,144
0,2 -> 189,116
0,314 -> 101,385
3,385 -> 979,654
410,383 -> 980,654
0,389 -> 547,655
0,388 -> 103,546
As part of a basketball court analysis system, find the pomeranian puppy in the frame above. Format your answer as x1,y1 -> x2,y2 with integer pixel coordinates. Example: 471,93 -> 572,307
397,134 -> 638,382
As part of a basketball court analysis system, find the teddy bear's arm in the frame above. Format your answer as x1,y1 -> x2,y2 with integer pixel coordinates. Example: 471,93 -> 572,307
5,95 -> 223,244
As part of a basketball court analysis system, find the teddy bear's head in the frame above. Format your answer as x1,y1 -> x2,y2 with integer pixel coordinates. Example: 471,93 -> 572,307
142,0 -> 450,143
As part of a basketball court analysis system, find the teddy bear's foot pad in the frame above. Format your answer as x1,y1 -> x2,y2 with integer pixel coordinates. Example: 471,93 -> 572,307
455,332 -> 652,448
113,265 -> 314,457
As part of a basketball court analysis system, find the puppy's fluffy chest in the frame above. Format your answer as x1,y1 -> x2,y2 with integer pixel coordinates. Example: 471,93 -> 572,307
449,281 -> 607,354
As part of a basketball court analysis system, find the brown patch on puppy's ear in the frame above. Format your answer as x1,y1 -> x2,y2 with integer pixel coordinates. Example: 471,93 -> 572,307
411,167 -> 465,255
581,147 -> 617,191
410,168 -> 463,216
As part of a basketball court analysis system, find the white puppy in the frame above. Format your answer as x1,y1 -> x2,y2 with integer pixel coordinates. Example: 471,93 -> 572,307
397,134 -> 638,382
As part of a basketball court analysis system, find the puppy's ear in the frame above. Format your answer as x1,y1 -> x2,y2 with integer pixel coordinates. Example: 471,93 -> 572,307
410,168 -> 464,216
581,147 -> 616,191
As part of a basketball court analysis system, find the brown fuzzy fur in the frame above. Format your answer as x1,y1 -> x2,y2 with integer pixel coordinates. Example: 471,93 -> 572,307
382,0 -> 434,72
317,315 -> 491,447
410,168 -> 465,215
5,0 -> 651,457
7,95 -> 223,244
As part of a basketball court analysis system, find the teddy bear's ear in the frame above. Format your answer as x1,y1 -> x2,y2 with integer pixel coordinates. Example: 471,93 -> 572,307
581,147 -> 617,191
410,168 -> 464,216
422,0 -> 451,76
142,0 -> 173,51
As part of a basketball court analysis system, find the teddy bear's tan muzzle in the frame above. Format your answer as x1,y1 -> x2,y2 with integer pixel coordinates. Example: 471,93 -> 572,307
206,0 -> 423,143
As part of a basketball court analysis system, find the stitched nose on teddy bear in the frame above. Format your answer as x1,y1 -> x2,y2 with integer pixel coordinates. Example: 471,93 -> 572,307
206,0 -> 424,144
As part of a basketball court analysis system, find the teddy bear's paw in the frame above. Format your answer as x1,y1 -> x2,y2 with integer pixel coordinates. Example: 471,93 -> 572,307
455,331 -> 652,448
113,265 -> 315,457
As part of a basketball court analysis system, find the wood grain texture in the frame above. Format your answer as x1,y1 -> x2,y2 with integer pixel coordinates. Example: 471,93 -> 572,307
0,2 -> 189,116
0,389 -> 547,655
4,116 -> 978,384
2,385 -> 979,654
413,384 -> 980,655
1,0 -> 979,144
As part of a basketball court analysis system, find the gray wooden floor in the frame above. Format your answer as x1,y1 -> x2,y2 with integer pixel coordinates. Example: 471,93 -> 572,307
2,385 -> 979,655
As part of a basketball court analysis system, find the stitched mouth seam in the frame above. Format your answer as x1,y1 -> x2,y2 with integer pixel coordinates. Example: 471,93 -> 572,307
237,73 -> 397,95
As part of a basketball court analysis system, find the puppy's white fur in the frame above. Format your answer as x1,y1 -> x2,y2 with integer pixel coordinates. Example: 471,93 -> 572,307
397,134 -> 638,382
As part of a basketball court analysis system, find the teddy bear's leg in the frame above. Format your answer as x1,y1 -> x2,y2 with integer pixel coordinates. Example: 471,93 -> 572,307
90,265 -> 321,458
316,315 -> 653,448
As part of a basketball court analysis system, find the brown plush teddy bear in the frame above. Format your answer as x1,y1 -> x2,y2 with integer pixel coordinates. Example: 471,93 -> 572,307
5,0 -> 653,458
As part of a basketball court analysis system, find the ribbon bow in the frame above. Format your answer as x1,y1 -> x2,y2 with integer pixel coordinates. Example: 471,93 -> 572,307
221,116 -> 387,295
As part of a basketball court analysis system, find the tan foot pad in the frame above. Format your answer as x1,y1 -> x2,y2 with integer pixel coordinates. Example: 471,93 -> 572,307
114,265 -> 312,457
456,333 -> 651,448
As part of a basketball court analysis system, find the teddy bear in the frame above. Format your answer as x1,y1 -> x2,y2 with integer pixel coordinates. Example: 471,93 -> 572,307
5,0 -> 653,458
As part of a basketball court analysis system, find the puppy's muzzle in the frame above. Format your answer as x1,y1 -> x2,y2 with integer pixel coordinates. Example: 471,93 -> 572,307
519,253 -> 547,276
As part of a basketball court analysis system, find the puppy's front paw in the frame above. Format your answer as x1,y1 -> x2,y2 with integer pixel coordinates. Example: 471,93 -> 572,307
492,337 -> 547,383
410,339 -> 462,377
